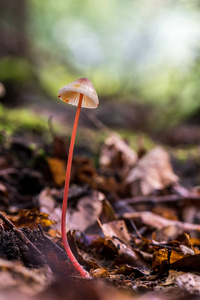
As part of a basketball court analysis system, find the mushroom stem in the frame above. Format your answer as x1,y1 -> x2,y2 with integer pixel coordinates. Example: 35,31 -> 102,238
61,93 -> 89,278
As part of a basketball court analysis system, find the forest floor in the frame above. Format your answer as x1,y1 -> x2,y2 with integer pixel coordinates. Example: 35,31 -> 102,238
0,99 -> 200,300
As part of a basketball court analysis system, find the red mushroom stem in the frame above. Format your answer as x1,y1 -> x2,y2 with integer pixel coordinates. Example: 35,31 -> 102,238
61,93 -> 89,278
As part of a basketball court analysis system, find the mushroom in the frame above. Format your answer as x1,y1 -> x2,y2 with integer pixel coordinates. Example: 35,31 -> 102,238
58,78 -> 99,277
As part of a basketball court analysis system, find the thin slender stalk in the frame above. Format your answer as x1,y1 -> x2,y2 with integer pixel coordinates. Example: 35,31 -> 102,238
61,93 -> 89,277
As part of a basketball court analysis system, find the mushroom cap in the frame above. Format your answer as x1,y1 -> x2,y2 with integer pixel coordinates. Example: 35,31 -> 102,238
58,78 -> 99,109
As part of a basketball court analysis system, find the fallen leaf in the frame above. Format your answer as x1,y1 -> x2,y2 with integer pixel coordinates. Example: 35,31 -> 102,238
110,264 -> 150,277
100,133 -> 138,179
71,157 -> 97,187
47,157 -> 66,186
90,267 -> 110,278
38,188 -> 61,228
9,209 -> 55,228
99,199 -> 116,223
153,225 -> 184,243
101,220 -> 131,245
152,249 -> 184,271
152,205 -> 178,221
125,146 -> 178,196
66,192 -> 103,232
52,136 -> 68,159
171,253 -> 200,272
99,220 -> 148,268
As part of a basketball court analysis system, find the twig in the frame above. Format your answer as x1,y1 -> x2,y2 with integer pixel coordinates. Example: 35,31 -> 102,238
149,242 -> 182,252
121,211 -> 200,231
129,220 -> 143,239
112,235 -> 127,245
121,194 -> 200,207
81,110 -> 113,135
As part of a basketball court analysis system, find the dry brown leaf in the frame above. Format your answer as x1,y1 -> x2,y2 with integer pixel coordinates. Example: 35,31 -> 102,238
171,253 -> 200,271
38,188 -> 56,214
153,225 -> 184,243
101,220 -> 131,245
66,192 -> 103,231
90,267 -> 110,278
71,157 -> 97,186
99,199 -> 116,223
47,157 -> 66,186
8,209 -> 55,228
110,264 -> 150,277
152,205 -> 178,221
125,146 -> 178,196
152,249 -> 184,271
99,220 -> 147,268
100,133 -> 138,179
38,188 -> 61,228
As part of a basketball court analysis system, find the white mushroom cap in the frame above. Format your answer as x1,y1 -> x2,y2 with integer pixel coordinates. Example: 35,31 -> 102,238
58,78 -> 99,109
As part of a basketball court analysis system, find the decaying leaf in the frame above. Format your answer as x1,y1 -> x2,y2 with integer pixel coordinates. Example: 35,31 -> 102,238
99,199 -> 116,223
101,220 -> 131,245
153,247 -> 200,273
152,205 -> 178,221
100,133 -> 138,178
99,220 -> 148,268
124,146 -> 178,196
71,157 -> 97,186
152,249 -> 184,271
110,264 -> 150,277
171,253 -> 200,272
9,209 -> 55,228
90,267 -> 110,278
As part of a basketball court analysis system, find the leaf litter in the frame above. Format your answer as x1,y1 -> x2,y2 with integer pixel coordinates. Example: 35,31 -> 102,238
0,130 -> 200,300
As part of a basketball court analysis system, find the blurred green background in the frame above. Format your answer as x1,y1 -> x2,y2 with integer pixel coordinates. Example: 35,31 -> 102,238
1,0 -> 200,136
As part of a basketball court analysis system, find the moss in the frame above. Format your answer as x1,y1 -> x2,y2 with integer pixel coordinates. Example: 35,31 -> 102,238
170,146 -> 200,163
0,104 -> 48,136
0,57 -> 33,83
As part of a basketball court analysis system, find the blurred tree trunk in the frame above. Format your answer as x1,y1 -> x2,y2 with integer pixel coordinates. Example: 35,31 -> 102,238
0,0 -> 28,58
0,0 -> 46,106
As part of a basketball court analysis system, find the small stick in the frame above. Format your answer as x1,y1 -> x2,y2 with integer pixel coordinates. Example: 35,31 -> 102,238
81,109 -> 112,134
129,219 -> 142,239
121,194 -> 200,206
122,211 -> 200,231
